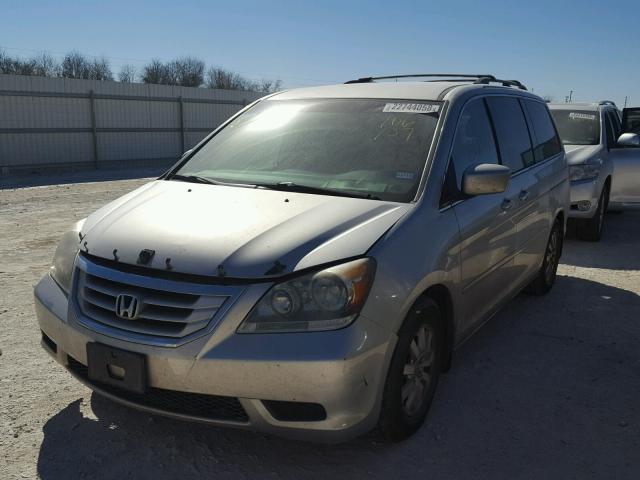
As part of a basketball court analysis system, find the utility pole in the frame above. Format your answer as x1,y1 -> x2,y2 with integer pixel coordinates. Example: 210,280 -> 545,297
624,96 -> 628,108
568,90 -> 573,102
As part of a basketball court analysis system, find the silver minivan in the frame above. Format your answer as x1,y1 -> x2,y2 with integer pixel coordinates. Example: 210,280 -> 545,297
35,74 -> 569,442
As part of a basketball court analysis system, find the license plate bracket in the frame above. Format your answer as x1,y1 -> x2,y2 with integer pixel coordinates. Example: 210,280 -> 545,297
86,343 -> 147,394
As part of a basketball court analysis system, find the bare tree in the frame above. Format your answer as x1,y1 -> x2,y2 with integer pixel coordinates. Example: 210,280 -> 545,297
32,53 -> 60,77
0,50 -> 31,75
1,48 -> 280,90
60,51 -> 112,80
161,61 -> 178,85
256,78 -> 282,93
89,56 -> 113,80
142,58 -> 165,84
13,58 -> 38,75
205,67 -> 255,90
142,57 -> 204,86
205,67 -> 281,92
61,51 -> 91,79
172,56 -> 204,87
142,58 -> 178,85
118,64 -> 137,83
0,49 -> 9,73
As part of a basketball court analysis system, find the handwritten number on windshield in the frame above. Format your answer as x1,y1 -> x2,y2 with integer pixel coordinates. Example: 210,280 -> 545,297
374,116 -> 416,142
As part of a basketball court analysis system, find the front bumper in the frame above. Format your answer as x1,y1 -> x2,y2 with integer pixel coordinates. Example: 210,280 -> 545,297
34,273 -> 396,442
568,178 -> 602,219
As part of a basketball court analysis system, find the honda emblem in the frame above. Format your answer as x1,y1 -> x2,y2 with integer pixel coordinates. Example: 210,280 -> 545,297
115,294 -> 140,320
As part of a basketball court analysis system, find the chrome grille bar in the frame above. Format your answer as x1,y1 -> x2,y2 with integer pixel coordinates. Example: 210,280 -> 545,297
73,254 -> 245,346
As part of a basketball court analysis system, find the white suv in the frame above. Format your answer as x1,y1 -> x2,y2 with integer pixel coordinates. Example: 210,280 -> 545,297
549,102 -> 640,240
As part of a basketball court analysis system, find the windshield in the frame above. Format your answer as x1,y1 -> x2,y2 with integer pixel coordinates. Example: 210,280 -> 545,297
172,98 -> 441,202
549,109 -> 600,145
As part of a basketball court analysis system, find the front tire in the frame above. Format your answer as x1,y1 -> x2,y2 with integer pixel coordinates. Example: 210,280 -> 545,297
577,184 -> 608,242
525,219 -> 563,295
378,299 -> 443,442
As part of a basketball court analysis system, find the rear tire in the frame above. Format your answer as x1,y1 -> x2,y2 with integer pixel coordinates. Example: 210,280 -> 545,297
525,219 -> 563,296
577,185 -> 608,242
378,299 -> 443,442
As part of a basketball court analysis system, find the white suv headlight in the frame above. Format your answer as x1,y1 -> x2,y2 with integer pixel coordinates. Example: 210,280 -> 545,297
50,219 -> 85,294
569,161 -> 601,182
237,258 -> 376,333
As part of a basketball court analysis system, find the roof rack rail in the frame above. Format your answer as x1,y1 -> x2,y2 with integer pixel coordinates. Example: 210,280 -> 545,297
344,73 -> 527,90
598,100 -> 617,106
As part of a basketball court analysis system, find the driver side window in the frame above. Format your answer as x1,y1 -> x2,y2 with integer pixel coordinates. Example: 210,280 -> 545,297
441,98 -> 500,205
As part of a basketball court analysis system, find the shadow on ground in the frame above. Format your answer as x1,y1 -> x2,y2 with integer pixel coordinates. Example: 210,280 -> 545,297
563,211 -> 640,270
37,273 -> 640,479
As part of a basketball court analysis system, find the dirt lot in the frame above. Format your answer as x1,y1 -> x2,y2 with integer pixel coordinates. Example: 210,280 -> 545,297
1,177 -> 639,479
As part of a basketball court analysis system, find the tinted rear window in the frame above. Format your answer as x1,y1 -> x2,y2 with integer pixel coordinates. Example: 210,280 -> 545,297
486,97 -> 535,173
549,109 -> 600,145
622,109 -> 640,135
524,100 -> 563,162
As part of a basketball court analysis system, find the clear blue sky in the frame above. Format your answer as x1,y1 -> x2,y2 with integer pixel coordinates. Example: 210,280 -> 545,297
2,0 -> 638,106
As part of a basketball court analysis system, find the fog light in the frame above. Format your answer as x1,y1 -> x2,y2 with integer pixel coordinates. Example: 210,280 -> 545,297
576,200 -> 592,211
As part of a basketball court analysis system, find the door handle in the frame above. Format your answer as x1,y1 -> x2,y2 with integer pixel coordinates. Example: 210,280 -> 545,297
519,190 -> 530,201
501,199 -> 513,211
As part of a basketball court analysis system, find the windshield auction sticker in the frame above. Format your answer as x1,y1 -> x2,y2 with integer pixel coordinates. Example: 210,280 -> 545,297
383,103 -> 440,114
569,112 -> 596,121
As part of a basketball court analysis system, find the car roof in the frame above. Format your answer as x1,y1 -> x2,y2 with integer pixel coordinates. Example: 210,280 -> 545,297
270,81 -> 534,102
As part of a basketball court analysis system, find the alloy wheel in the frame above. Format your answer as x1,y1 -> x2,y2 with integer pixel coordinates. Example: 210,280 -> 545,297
401,324 -> 435,416
544,228 -> 560,284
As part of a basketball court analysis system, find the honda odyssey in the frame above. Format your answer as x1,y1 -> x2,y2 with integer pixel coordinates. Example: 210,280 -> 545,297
35,74 -> 569,442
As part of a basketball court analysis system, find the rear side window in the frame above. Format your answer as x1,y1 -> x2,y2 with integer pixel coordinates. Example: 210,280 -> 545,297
441,98 -> 499,204
523,100 -> 563,162
622,108 -> 640,134
486,97 -> 535,173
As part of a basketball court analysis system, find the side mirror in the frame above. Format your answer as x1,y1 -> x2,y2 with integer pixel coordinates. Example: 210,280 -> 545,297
617,133 -> 640,147
462,163 -> 511,196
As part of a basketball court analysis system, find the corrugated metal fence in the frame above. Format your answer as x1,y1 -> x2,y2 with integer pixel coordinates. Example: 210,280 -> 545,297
0,74 -> 264,174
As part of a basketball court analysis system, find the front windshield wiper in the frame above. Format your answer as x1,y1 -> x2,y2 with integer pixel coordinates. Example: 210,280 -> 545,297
256,181 -> 381,200
169,174 -> 257,188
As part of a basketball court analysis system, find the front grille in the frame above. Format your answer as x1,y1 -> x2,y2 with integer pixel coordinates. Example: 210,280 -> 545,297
67,356 -> 249,422
73,255 -> 243,345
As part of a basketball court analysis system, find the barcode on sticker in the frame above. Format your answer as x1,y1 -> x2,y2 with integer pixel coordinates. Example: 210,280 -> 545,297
396,171 -> 415,180
569,112 -> 596,121
383,103 -> 440,114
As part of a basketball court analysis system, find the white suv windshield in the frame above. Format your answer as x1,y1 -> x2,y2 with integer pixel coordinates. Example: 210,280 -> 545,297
173,98 -> 441,202
549,109 -> 600,145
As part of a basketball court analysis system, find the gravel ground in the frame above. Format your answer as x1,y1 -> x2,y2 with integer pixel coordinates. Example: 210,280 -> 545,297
1,177 -> 639,479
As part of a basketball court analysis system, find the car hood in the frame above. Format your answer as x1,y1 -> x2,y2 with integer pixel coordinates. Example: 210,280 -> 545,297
564,145 -> 602,165
81,180 -> 411,278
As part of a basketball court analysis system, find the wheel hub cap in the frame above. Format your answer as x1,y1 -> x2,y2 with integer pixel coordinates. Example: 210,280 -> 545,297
401,324 -> 435,416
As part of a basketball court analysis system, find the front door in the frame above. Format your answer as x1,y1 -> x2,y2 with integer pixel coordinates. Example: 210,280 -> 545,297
442,97 -> 520,333
608,108 -> 640,208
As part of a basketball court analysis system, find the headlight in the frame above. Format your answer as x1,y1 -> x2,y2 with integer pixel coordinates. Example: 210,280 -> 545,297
237,258 -> 376,333
569,162 -> 601,182
50,219 -> 85,294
